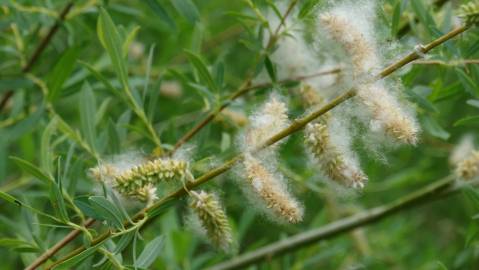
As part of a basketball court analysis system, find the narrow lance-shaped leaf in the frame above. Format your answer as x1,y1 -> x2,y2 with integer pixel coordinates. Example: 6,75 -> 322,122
49,158 -> 69,222
98,8 -> 130,93
185,50 -> 219,93
79,82 -> 97,152
88,196 -> 125,229
169,0 -> 200,24
47,47 -> 81,102
52,239 -> 107,270
134,236 -> 164,269
10,156 -> 53,184
145,0 -> 176,29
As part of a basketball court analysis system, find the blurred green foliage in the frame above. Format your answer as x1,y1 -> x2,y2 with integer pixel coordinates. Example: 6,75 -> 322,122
0,0 -> 479,269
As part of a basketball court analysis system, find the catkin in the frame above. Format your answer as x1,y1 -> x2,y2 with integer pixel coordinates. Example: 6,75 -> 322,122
320,8 -> 419,145
456,151 -> 479,180
114,158 -> 187,199
190,190 -> 232,250
357,83 -> 419,145
90,158 -> 188,202
305,122 -> 367,188
243,155 -> 303,223
320,13 -> 379,73
246,96 -> 289,150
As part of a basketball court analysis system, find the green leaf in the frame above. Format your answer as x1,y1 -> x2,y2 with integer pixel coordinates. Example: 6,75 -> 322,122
88,196 -> 125,229
75,197 -> 105,220
10,156 -> 53,184
169,0 -> 200,24
298,0 -> 320,19
0,238 -> 38,252
0,191 -> 21,206
79,60 -> 121,97
410,0 -> 438,37
52,239 -> 107,270
50,181 -> 69,222
145,0 -> 176,29
421,116 -> 450,140
134,236 -> 164,269
455,68 -> 479,97
79,82 -> 97,151
98,8 -> 130,92
122,26 -> 141,58
454,115 -> 479,126
264,56 -> 277,82
391,3 -> 401,36
406,87 -> 438,113
113,230 -> 135,254
40,117 -> 57,174
185,50 -> 218,93
47,47 -> 81,101
50,159 -> 69,222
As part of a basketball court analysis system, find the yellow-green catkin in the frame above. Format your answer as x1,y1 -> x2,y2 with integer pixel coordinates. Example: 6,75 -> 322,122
190,190 -> 232,250
458,1 -> 479,26
114,158 -> 187,199
90,158 -> 188,202
243,155 -> 303,223
456,151 -> 479,180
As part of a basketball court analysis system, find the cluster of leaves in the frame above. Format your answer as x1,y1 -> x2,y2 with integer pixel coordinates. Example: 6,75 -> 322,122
0,0 -> 479,269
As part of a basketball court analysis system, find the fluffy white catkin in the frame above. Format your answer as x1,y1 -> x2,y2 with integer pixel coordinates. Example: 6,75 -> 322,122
190,190 -> 233,250
319,1 -> 419,145
243,155 -> 303,223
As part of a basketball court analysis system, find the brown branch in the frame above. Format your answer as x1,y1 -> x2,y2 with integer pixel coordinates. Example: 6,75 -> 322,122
413,59 -> 479,65
25,218 -> 95,270
206,175 -> 461,270
0,2 -> 74,113
42,24 -> 471,270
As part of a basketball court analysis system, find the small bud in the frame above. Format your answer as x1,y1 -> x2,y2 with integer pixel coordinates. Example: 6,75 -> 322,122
243,155 -> 303,223
190,190 -> 233,250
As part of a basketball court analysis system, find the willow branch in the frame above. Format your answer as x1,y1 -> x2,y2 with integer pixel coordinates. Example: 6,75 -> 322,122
42,24 -> 471,270
0,1 -> 74,113
171,0 -> 300,154
414,59 -> 479,65
25,218 -> 95,270
206,175 -> 463,270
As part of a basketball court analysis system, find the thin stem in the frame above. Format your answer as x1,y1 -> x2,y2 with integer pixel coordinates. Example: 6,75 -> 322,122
0,1 -> 74,113
171,0 -> 299,154
206,175 -> 461,270
413,59 -> 479,65
42,24 -> 470,270
25,218 -> 95,270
